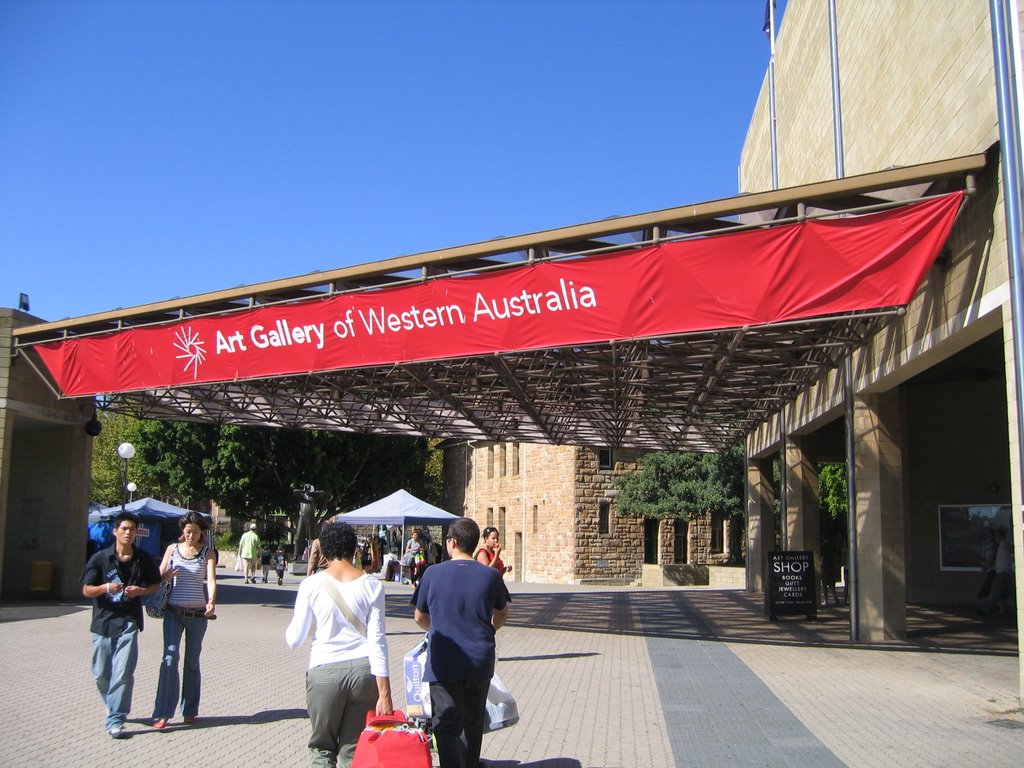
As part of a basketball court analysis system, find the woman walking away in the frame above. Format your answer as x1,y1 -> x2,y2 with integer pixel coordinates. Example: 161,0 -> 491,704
286,522 -> 393,768
152,511 -> 217,728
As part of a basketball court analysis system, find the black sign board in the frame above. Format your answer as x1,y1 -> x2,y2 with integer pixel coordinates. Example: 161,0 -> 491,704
765,550 -> 817,620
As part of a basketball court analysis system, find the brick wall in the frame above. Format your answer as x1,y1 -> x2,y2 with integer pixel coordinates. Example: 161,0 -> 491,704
573,446 -> 643,584
444,440 -> 741,584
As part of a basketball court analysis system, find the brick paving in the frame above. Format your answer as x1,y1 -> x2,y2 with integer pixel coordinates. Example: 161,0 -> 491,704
1,574 -> 1021,768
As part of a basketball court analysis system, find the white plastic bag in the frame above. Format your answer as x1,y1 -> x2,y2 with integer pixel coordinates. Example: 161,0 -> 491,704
485,672 -> 519,731
404,635 -> 518,731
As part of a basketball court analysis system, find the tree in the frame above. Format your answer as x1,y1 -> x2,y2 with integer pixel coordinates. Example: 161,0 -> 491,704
89,411 -> 164,506
818,463 -> 848,521
615,445 -> 745,520
818,462 -> 848,543
135,419 -> 432,554
135,418 -> 218,508
93,411 -> 435,555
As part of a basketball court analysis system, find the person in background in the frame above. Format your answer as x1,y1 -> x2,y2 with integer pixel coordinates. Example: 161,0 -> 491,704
402,528 -> 424,585
476,526 -> 513,579
275,546 -> 289,586
306,534 -> 329,576
80,510 -> 162,739
260,549 -> 273,583
237,523 -> 261,584
413,517 -> 509,768
286,522 -> 393,768
977,529 -> 999,600
819,536 -> 839,606
979,528 -> 1014,617
152,511 -> 217,729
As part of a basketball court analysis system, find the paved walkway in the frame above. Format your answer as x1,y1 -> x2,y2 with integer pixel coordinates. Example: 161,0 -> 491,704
2,573 -> 1021,768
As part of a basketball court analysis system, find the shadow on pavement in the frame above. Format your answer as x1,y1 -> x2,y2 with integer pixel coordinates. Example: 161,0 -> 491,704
501,589 -> 1017,656
485,760 -> 582,768
128,708 -> 308,732
0,603 -> 89,622
499,652 -> 599,662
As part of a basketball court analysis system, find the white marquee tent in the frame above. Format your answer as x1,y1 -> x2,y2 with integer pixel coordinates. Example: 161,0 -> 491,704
335,489 -> 459,527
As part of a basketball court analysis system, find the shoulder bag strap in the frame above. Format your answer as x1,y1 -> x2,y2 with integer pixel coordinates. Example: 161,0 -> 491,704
320,574 -> 368,638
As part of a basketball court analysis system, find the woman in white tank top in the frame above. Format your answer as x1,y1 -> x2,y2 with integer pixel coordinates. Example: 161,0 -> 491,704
151,511 -> 217,729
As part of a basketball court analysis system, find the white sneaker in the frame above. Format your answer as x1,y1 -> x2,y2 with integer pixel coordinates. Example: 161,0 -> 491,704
109,726 -> 127,739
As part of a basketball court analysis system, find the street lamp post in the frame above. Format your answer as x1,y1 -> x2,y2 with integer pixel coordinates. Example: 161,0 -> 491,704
117,442 -> 136,513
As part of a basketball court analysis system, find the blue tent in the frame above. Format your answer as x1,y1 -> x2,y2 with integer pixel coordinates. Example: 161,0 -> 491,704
88,498 -> 211,556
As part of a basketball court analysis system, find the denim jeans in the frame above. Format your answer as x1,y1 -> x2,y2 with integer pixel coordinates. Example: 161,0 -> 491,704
91,621 -> 139,730
152,610 -> 208,719
430,679 -> 489,768
305,659 -> 376,768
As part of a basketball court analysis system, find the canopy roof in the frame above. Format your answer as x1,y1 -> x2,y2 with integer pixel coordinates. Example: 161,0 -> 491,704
14,149 -> 991,451
88,496 -> 209,524
336,490 -> 458,527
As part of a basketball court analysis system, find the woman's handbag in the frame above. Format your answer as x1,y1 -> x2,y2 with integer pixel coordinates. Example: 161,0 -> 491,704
145,578 -> 172,619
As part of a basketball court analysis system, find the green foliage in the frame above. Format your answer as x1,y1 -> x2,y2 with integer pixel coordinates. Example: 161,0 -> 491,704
422,438 -> 445,507
89,411 -> 163,506
215,530 -> 239,552
818,463 -> 848,521
135,418 -> 218,507
91,412 -> 435,529
615,445 -> 744,520
136,420 -> 431,523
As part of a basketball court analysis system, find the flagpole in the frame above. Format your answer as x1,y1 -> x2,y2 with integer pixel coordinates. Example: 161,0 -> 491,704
768,1 -> 779,190
828,0 -> 845,178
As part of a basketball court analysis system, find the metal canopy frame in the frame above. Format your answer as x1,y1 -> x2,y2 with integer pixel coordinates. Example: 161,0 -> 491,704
14,151 -> 990,451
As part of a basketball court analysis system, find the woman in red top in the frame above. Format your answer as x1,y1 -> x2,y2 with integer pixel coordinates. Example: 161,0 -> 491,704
476,527 -> 512,578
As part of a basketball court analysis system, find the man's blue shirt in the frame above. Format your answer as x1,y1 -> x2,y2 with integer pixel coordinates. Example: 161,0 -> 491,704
412,558 -> 509,684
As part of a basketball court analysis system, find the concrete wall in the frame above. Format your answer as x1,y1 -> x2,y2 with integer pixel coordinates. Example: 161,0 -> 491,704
1,308 -> 95,600
904,370 -> 1011,603
741,1 -> 997,193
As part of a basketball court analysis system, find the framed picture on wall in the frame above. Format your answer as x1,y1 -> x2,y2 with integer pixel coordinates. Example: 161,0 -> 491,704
937,504 -> 1012,571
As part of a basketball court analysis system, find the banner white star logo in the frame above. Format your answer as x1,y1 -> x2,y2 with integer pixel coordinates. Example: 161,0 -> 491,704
173,326 -> 207,379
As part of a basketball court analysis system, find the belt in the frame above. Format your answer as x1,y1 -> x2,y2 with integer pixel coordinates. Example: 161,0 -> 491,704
166,605 -> 217,620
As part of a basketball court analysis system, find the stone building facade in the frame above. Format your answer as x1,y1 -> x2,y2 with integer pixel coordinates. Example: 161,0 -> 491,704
443,440 -> 740,585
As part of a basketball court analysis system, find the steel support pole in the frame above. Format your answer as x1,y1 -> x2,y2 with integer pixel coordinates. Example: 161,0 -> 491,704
844,356 -> 859,642
989,0 -> 1024,702
779,408 -> 788,550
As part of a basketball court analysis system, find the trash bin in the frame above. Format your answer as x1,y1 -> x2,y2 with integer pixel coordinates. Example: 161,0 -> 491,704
29,561 -> 53,593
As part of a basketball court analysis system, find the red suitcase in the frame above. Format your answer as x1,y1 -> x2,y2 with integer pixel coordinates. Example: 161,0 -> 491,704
351,710 -> 431,768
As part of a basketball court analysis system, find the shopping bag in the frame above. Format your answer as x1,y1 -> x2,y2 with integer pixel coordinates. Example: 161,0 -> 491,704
403,635 -> 431,718
351,710 -> 430,768
485,671 -> 519,731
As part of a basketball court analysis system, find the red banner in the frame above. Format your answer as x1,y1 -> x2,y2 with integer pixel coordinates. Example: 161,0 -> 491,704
35,193 -> 964,397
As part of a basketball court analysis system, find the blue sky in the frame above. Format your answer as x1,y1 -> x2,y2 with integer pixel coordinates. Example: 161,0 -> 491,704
1,0 -> 784,322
